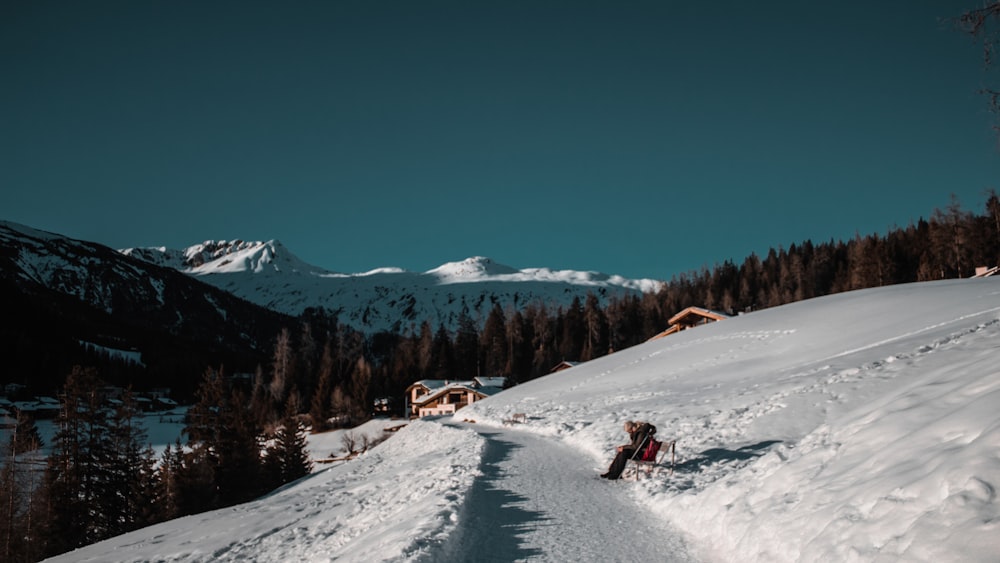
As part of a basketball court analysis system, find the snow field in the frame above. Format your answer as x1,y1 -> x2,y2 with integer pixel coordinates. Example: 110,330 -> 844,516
39,278 -> 1000,562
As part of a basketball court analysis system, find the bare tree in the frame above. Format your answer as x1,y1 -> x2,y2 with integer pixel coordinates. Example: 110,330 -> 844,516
959,3 -> 1000,129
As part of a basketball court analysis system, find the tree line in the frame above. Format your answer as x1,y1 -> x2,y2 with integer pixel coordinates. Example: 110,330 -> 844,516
220,192 -> 1000,428
0,366 -> 312,562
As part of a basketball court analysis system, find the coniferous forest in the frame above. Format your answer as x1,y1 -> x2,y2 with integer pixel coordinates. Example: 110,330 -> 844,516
2,192 -> 999,561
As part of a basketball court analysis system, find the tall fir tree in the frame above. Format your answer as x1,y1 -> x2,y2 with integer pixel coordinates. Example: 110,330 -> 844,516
264,394 -> 312,489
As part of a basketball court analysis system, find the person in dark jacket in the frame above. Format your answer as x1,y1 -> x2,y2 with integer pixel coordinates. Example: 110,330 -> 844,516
601,420 -> 656,479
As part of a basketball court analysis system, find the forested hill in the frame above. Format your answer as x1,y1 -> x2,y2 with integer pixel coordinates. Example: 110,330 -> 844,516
653,193 -> 1000,317
1,193 -> 997,402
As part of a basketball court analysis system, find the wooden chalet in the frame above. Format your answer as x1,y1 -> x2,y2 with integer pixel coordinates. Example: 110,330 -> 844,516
550,361 -> 580,374
649,306 -> 730,340
405,377 -> 504,418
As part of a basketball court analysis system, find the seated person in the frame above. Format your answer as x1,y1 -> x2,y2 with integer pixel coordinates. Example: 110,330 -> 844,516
601,420 -> 656,479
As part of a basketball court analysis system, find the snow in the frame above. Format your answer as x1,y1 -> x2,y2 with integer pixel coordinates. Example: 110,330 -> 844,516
119,242 -> 664,332
78,341 -> 145,366
43,278 -> 1000,562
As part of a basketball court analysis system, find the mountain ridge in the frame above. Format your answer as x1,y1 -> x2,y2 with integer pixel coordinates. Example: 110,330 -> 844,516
0,220 -> 293,395
121,240 -> 664,333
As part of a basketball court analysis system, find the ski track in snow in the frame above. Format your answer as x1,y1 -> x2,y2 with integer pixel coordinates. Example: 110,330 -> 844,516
417,422 -> 694,563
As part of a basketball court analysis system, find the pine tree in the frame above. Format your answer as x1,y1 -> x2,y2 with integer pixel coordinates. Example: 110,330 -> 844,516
158,440 -> 186,520
506,309 -> 531,382
297,321 -> 318,409
430,323 -> 454,378
559,297 -> 585,361
416,321 -> 435,379
1,411 -> 45,563
350,357 -> 372,421
310,340 -> 335,432
453,306 -> 480,377
270,328 -> 294,414
41,366 -> 111,554
185,367 -> 263,509
264,394 -> 312,489
480,303 -> 507,377
215,386 -> 263,506
581,293 -> 608,361
8,412 -> 43,456
103,389 -> 160,536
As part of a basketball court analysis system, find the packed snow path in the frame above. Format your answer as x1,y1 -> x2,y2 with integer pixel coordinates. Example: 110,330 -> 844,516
417,421 -> 695,563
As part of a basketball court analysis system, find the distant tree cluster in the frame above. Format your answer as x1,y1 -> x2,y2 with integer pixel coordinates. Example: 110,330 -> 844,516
0,365 -> 312,562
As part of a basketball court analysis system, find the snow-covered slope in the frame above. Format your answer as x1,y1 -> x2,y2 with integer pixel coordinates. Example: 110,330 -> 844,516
0,221 -> 287,357
47,278 -> 1000,562
122,243 -> 664,332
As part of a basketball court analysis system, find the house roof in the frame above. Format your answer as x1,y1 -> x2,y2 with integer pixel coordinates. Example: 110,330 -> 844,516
411,382 -> 498,407
668,306 -> 730,326
550,361 -> 580,373
474,376 -> 506,388
406,379 -> 475,393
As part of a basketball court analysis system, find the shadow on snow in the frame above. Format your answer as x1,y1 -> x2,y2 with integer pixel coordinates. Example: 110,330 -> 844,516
672,440 -> 783,475
417,430 -> 550,563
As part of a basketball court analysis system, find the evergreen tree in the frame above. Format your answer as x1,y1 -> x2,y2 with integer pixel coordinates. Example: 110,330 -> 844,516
581,293 -> 609,361
270,328 -> 294,414
264,394 -> 312,489
430,323 -> 454,378
453,306 -> 479,377
215,386 -> 262,506
1,411 -> 45,563
103,389 -> 160,537
310,340 -> 335,432
350,357 -> 373,421
480,303 -> 508,377
8,412 -> 43,456
559,297 -> 585,361
185,367 -> 263,509
297,322 -> 318,410
506,309 -> 532,382
41,366 -> 110,554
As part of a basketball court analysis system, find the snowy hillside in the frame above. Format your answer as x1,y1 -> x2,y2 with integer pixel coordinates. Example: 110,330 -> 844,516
46,278 -> 1000,562
122,242 -> 664,332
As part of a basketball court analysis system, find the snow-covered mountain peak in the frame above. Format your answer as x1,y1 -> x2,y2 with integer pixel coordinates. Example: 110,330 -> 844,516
120,240 -> 664,332
124,240 -> 332,277
426,256 -> 521,281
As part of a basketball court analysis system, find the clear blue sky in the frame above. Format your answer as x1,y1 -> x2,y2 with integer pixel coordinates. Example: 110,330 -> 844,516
3,1 -> 998,281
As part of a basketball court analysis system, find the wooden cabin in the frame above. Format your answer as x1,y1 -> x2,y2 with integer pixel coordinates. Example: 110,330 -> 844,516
550,361 -> 580,374
649,306 -> 730,340
405,377 -> 504,418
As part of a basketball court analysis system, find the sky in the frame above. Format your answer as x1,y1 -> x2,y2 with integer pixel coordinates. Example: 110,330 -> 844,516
3,1 -> 999,281
35,278 -> 1000,562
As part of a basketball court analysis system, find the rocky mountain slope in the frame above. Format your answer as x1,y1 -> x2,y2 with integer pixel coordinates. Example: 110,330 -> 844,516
0,221 -> 292,395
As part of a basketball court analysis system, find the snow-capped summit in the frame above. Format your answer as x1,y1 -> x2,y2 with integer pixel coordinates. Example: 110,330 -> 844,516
123,242 -> 664,333
123,240 -> 332,277
426,256 -> 528,281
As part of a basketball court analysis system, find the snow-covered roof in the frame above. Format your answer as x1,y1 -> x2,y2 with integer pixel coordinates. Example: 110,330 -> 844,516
411,382 -> 497,407
667,306 -> 730,325
407,379 -> 476,393
474,376 -> 506,388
